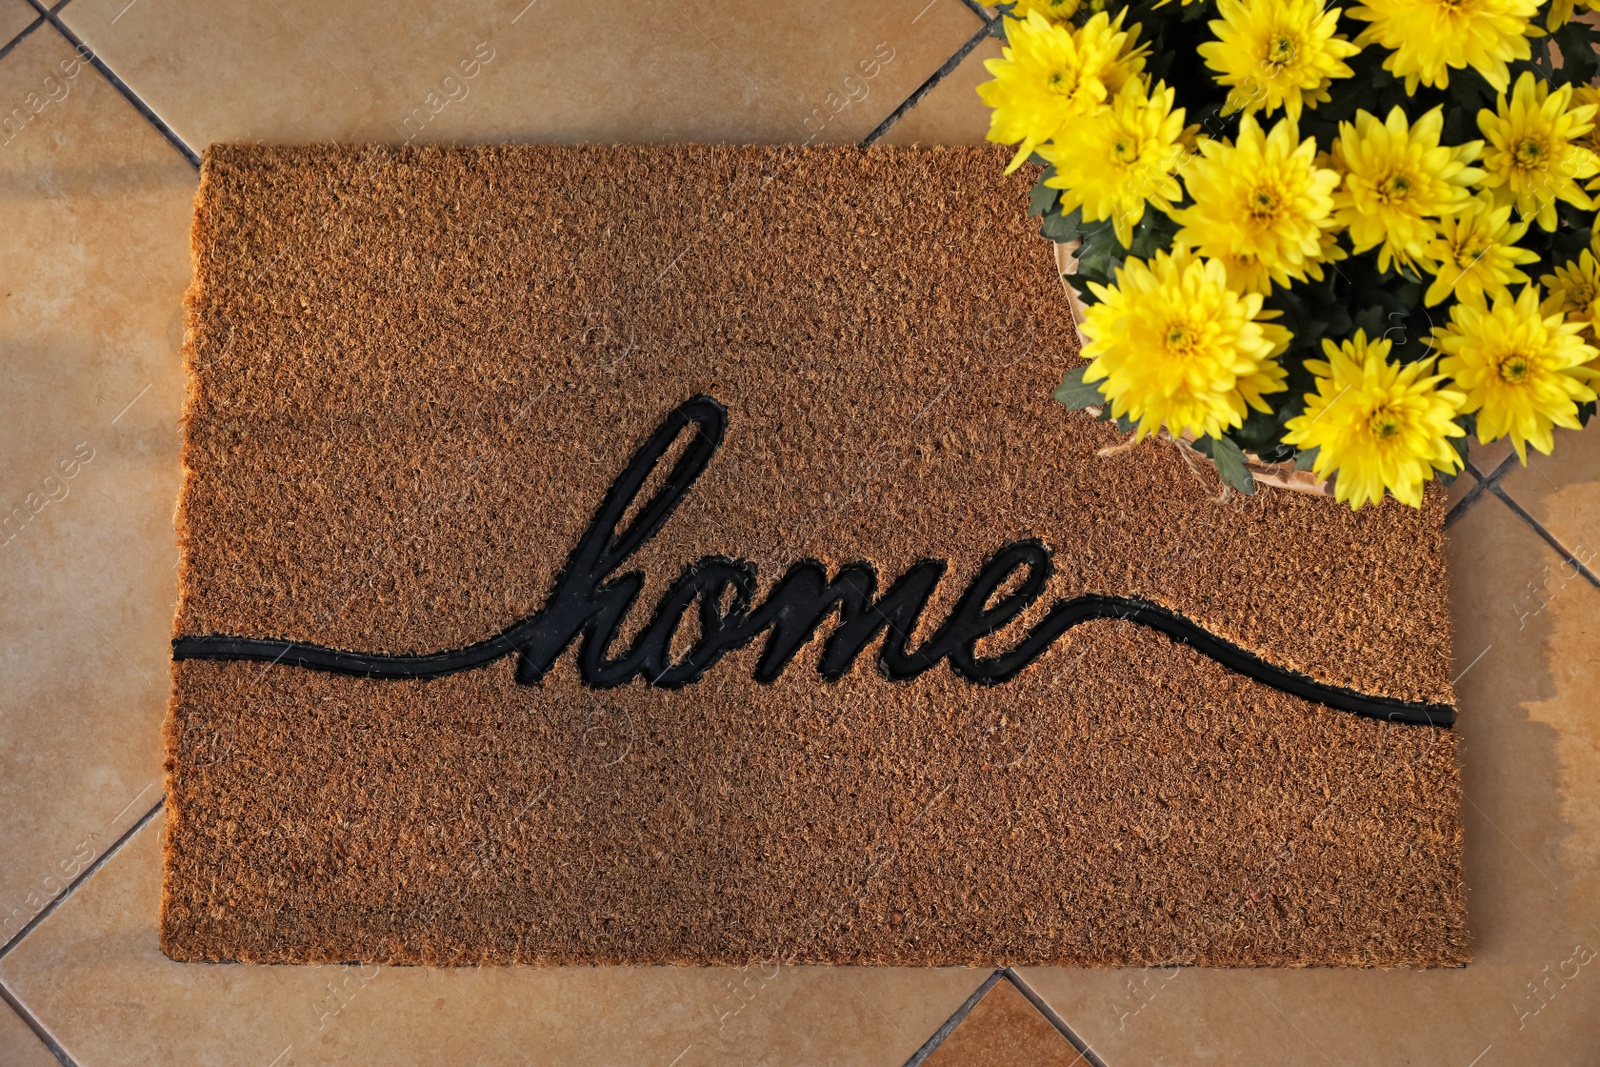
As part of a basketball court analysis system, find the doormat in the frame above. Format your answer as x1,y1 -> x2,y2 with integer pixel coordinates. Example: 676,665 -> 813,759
163,143 -> 1466,968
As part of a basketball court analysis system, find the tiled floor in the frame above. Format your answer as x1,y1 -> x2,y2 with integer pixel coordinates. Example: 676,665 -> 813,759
0,1 -> 1596,1064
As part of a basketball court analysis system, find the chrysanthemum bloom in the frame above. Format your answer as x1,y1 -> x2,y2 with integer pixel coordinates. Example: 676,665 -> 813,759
1349,0 -> 1536,93
1080,247 -> 1290,441
1434,287 -> 1599,460
1006,0 -> 1082,22
1198,0 -> 1360,121
1305,227 -> 1349,281
1170,114 -> 1342,294
1477,72 -> 1600,232
1040,81 -> 1186,247
1574,85 -> 1600,158
1423,193 -> 1537,306
1539,245 -> 1600,331
1283,331 -> 1465,508
1545,0 -> 1600,28
977,10 -> 1148,173
1177,122 -> 1207,159
1331,106 -> 1483,273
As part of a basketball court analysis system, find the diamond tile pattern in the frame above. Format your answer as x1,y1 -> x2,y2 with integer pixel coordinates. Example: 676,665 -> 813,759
0,18 -> 191,963
2,5 -> 1598,1064
921,978 -> 1090,1067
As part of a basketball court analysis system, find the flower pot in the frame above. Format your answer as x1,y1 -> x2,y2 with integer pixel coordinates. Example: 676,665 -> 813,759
1054,240 -> 1333,498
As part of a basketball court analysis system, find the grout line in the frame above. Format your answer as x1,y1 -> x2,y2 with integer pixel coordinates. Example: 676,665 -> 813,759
959,0 -> 994,21
0,799 -> 164,962
1445,450 -> 1521,528
900,969 -> 1003,1066
1444,472 -> 1488,528
23,0 -> 200,168
1465,451 -> 1516,492
0,14 -> 44,61
1488,484 -> 1600,589
1002,969 -> 1111,1067
0,980 -> 77,1067
859,19 -> 992,147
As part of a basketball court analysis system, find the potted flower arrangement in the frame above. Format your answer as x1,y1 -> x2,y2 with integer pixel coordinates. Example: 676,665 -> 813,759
978,0 -> 1600,506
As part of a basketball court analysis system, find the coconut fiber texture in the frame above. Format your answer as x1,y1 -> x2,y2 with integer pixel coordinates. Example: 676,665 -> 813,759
164,143 -> 1466,967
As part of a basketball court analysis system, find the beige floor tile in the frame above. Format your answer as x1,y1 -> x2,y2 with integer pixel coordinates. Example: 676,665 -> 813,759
59,0 -> 981,151
1017,493 -> 1600,1064
1497,425 -> 1600,565
0,1000 -> 59,1067
0,25 -> 194,951
880,35 -> 998,146
1446,462 -> 1480,513
0,0 -> 38,48
1469,433 -> 1517,479
0,813 -> 988,1066
922,978 -> 1087,1066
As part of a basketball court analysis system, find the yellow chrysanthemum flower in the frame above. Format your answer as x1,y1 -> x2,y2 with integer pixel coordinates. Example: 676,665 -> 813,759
1177,122 -> 1207,159
1197,0 -> 1361,121
1545,0 -> 1600,29
1477,71 -> 1600,232
1349,0 -> 1537,94
1080,247 -> 1290,441
1539,247 -> 1600,328
1574,85 -> 1600,159
1005,0 -> 1082,22
977,9 -> 1149,173
1039,80 -> 1186,247
1423,193 -> 1538,306
1434,286 -> 1599,460
1304,227 -> 1349,282
1331,105 -> 1483,274
1170,114 -> 1342,294
1283,331 -> 1465,508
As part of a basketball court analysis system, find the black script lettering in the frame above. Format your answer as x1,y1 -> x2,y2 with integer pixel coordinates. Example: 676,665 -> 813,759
171,396 -> 1457,727
931,540 -> 1053,685
513,396 -> 728,685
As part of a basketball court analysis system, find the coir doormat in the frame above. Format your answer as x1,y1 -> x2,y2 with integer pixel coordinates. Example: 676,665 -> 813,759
164,143 -> 1466,967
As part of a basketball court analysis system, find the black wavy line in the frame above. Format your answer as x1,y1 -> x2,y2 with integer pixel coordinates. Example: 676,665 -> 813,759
172,396 -> 1452,728
172,595 -> 1454,727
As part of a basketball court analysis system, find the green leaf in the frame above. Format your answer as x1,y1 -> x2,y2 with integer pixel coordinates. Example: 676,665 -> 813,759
1063,272 -> 1101,306
1352,305 -> 1389,339
1446,72 -> 1491,113
1028,167 -> 1059,218
1040,209 -> 1082,242
1208,434 -> 1257,495
1126,211 -> 1179,258
1292,446 -> 1320,472
1321,301 -> 1353,337
1230,404 -> 1281,451
1052,366 -> 1105,411
1075,225 -> 1120,278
